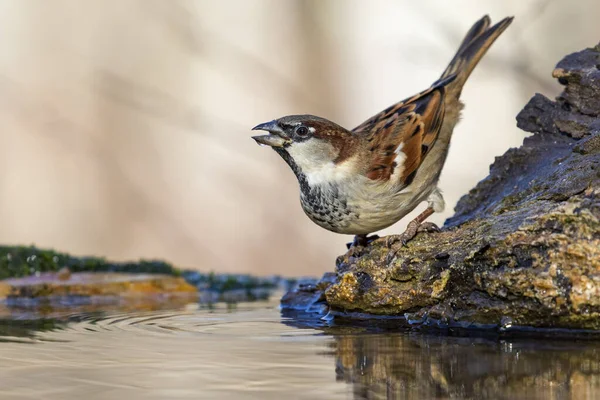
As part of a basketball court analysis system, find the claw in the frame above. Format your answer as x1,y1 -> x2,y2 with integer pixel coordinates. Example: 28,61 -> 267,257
418,222 -> 440,233
382,234 -> 410,248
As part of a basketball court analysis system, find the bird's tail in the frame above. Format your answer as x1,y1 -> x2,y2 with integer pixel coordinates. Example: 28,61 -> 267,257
438,15 -> 513,97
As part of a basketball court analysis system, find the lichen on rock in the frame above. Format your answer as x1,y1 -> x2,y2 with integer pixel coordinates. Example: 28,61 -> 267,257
282,44 -> 600,331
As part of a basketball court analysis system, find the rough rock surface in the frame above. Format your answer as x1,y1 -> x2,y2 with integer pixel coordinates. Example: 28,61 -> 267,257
282,44 -> 600,331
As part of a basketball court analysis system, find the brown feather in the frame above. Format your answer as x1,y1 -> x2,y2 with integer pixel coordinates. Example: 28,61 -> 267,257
356,77 -> 451,184
353,16 -> 513,186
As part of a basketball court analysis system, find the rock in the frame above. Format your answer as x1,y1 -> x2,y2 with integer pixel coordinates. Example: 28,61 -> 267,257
280,274 -> 335,312
57,267 -> 71,281
552,43 -> 600,116
0,246 -> 288,306
0,272 -> 197,300
0,282 -> 10,299
282,44 -> 600,331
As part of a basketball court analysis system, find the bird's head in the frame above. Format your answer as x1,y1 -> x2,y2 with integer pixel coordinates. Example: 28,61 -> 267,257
252,115 -> 357,183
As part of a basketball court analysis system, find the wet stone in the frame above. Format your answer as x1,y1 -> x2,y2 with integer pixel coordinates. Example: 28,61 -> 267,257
281,276 -> 329,312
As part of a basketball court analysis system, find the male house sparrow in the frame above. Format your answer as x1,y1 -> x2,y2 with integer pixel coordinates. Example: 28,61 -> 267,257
252,15 -> 513,247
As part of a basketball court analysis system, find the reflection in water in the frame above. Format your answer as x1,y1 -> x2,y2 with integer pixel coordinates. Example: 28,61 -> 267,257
0,318 -> 65,343
331,333 -> 600,399
0,293 -> 197,321
282,310 -> 600,399
0,300 -> 599,399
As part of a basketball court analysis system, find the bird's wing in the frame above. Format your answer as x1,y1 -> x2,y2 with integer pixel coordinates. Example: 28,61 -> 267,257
351,74 -> 456,185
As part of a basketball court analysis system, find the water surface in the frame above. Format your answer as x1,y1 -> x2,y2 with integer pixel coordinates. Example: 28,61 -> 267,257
1,296 -> 599,399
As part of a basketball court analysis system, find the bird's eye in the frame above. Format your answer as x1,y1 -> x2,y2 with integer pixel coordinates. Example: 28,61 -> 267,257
295,125 -> 310,137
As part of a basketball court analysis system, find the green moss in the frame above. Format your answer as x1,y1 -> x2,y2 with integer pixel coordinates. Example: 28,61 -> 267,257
0,245 -> 179,280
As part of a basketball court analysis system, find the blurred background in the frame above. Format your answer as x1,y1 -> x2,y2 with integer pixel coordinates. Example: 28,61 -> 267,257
0,0 -> 597,276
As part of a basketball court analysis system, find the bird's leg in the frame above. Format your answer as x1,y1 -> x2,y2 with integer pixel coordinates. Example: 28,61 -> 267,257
384,207 -> 438,247
346,233 -> 381,249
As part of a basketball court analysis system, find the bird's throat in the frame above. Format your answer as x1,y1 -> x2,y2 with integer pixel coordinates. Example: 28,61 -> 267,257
273,147 -> 311,196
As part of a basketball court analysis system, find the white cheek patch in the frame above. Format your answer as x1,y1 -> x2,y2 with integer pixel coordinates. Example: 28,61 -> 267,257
286,142 -> 357,186
305,160 -> 356,186
306,163 -> 337,185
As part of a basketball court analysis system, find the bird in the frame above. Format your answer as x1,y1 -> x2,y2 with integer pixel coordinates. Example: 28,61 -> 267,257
252,15 -> 513,249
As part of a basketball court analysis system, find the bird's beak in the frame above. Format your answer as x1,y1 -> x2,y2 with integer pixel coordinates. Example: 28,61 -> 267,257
251,120 -> 291,148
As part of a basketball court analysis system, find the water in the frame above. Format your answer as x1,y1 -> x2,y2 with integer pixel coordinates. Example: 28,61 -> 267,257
1,296 -> 599,400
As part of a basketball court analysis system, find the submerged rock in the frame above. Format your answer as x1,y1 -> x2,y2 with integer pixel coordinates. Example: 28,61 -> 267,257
282,44 -> 600,331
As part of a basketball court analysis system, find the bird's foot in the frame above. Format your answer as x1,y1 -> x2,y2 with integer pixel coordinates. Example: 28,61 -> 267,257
346,234 -> 380,249
379,206 -> 439,248
383,221 -> 440,248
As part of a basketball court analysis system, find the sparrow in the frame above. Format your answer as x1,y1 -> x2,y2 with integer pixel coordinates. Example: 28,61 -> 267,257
252,15 -> 513,248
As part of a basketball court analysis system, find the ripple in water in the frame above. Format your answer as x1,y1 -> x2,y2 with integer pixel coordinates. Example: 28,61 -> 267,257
0,299 -> 600,399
